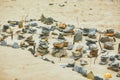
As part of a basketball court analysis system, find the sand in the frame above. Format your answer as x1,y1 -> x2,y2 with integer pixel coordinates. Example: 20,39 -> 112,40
0,0 -> 120,80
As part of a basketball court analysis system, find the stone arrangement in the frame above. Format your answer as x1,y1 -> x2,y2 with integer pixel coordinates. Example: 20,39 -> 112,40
0,14 -> 120,80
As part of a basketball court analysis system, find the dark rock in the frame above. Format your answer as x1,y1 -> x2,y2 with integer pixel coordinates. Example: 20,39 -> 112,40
57,28 -> 64,32
106,29 -> 114,34
116,73 -> 120,77
18,35 -> 24,40
29,19 -> 37,21
49,3 -> 54,5
66,62 -> 75,67
8,21 -> 19,26
2,25 -> 9,32
22,29 -> 27,33
58,33 -> 65,41
44,17 -> 54,25
12,42 -> 19,48
109,56 -> 115,61
100,37 -> 111,43
59,4 -> 65,7
94,76 -> 103,80
82,28 -> 89,36
41,27 -> 50,35
0,40 -> 7,46
99,56 -> 109,65
73,30 -> 82,43
50,26 -> 56,31
67,42 -> 73,50
118,43 -> 120,53
115,54 -> 120,60
80,60 -> 88,66
39,14 -> 46,22
115,32 -> 120,39
28,48 -> 35,55
108,62 -> 119,72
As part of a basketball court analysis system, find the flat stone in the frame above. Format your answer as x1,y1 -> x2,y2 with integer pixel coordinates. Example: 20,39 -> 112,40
104,42 -> 114,50
89,44 -> 97,50
67,42 -> 73,50
100,37 -> 111,43
73,30 -> 82,43
0,40 -> 7,46
94,76 -> 103,80
109,56 -> 115,61
63,25 -> 75,33
12,42 -> 19,48
30,22 -> 38,27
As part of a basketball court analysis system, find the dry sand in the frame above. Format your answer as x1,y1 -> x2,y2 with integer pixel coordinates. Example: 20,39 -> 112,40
0,0 -> 120,80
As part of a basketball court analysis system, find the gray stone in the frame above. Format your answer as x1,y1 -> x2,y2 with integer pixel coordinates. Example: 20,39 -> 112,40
100,37 -> 111,43
50,26 -> 56,31
73,65 -> 83,73
44,17 -> 54,25
63,25 -> 75,33
104,42 -> 114,50
108,62 -> 119,71
42,27 -> 50,35
86,38 -> 97,46
12,42 -> 19,48
58,33 -> 65,40
88,28 -> 97,39
80,60 -> 88,66
67,42 -> 73,50
109,56 -> 115,61
27,29 -> 36,34
73,30 -> 82,43
30,22 -> 38,27
0,40 -> 7,46
82,28 -> 89,36
115,32 -> 120,39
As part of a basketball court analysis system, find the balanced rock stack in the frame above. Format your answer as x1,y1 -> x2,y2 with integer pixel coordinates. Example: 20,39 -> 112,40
25,35 -> 35,46
72,45 -> 83,60
37,40 -> 49,56
51,41 -> 67,57
99,56 -> 109,65
40,27 -> 50,39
